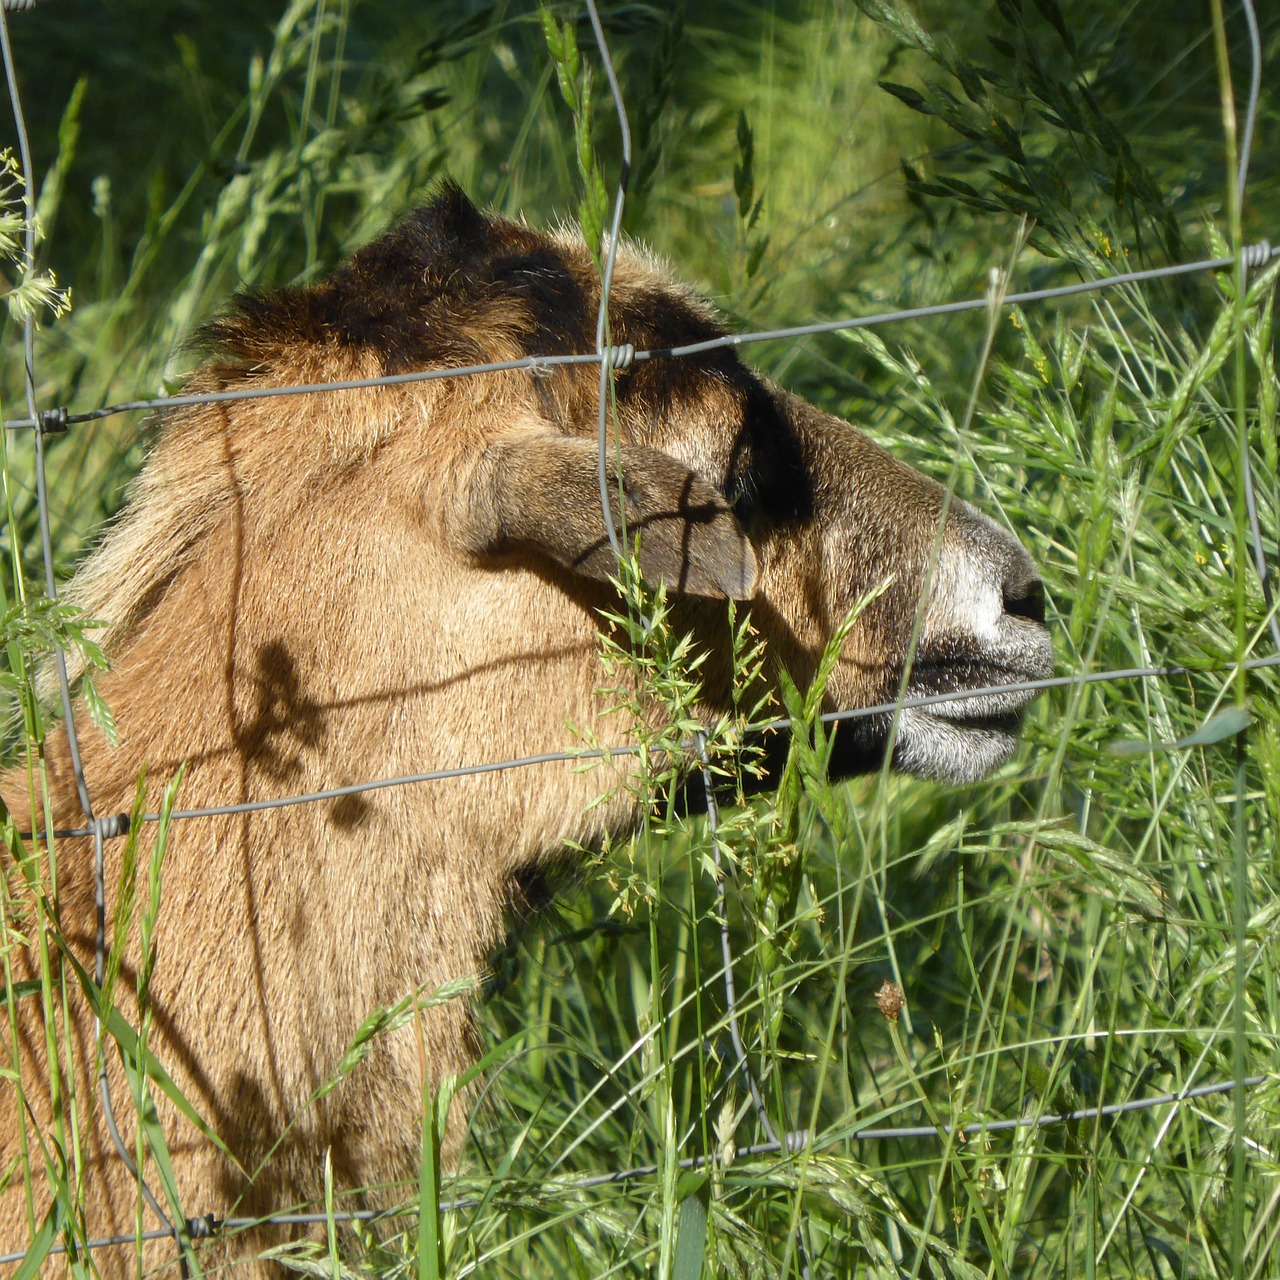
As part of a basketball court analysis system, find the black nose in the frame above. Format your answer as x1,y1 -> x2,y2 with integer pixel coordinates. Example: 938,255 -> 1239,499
1003,561 -> 1046,625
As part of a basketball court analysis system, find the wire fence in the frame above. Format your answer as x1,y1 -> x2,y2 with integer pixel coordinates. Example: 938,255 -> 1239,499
1,1069 -> 1268,1268
1,0 -> 1277,1271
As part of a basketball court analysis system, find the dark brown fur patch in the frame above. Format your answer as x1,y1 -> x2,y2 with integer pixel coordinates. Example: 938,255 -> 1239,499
204,184 -> 601,374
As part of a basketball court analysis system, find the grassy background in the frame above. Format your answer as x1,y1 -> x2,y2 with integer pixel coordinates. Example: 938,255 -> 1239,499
3,0 -> 1279,1275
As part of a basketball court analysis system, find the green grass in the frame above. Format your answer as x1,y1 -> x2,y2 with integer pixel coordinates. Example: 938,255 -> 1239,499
3,0 -> 1280,1275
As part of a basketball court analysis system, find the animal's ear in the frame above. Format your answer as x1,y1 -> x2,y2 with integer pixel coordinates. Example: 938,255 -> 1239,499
347,181 -> 490,289
466,434 -> 757,599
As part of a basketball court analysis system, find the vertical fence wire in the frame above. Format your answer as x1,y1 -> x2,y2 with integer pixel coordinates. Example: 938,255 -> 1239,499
1230,0 -> 1280,656
0,2 -> 188,1270
585,0 -> 632,567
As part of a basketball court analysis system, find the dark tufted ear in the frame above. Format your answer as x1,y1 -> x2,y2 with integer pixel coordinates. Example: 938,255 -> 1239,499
416,180 -> 491,249
205,183 -> 497,363
464,434 -> 758,600
347,181 -> 490,287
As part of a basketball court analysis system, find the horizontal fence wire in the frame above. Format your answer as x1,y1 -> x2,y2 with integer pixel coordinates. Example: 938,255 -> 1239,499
0,1071 -> 1269,1267
2,244 -> 1277,434
1,0 -> 1278,1269
20,650 -> 1280,842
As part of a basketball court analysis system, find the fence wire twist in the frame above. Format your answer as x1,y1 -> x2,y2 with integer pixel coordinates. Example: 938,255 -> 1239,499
1,0 -> 1277,1269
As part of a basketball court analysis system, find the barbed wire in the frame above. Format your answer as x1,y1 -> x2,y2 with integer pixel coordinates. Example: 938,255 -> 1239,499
1,0 -> 1277,1271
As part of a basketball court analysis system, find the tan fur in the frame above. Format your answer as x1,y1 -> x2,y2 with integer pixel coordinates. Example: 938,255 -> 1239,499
0,194 -> 1051,1275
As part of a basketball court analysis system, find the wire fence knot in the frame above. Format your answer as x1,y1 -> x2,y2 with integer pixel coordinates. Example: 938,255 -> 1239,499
783,1129 -> 809,1154
602,343 -> 635,372
36,406 -> 68,435
1241,240 -> 1274,269
93,812 -> 132,840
